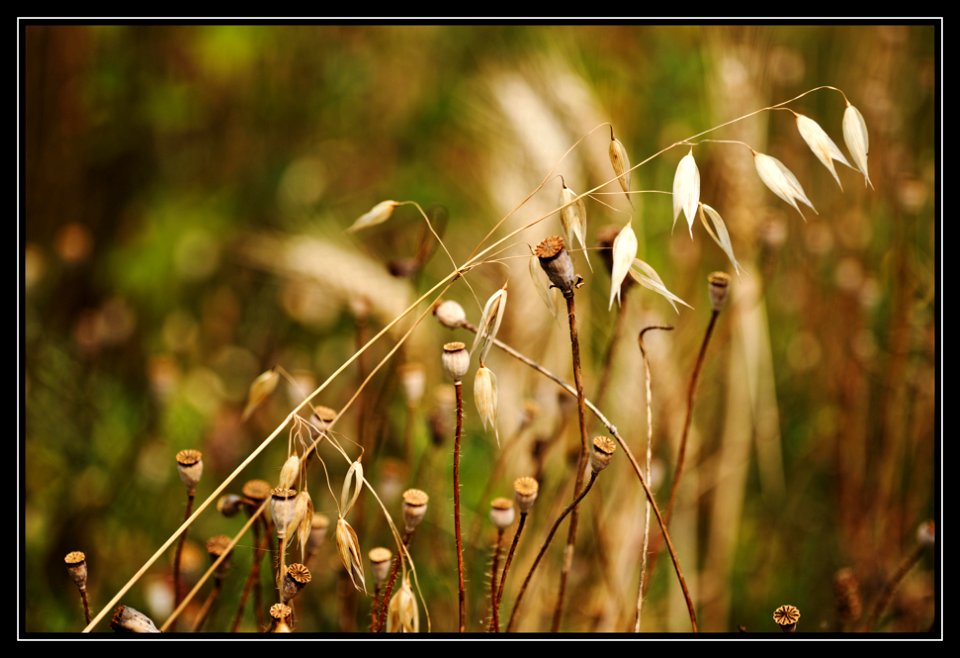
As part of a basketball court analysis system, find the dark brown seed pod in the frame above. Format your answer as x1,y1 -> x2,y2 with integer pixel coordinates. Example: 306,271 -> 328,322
64,551 -> 88,590
535,236 -> 577,295
773,604 -> 800,632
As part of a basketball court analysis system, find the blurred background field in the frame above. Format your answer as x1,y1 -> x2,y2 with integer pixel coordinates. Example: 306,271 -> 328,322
22,24 -> 937,633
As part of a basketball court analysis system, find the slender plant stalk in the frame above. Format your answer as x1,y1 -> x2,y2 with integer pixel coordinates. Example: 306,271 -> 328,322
454,381 -> 466,633
489,528 -> 505,632
495,512 -> 526,619
170,491 -> 195,632
375,529 -> 412,632
161,502 -> 265,631
634,326 -> 673,632
643,311 -> 717,598
277,536 -> 287,600
460,321 -> 698,632
191,577 -> 223,632
78,589 -> 91,626
549,292 -> 590,632
865,544 -> 926,630
370,584 -> 381,632
507,472 -> 598,632
230,514 -> 266,632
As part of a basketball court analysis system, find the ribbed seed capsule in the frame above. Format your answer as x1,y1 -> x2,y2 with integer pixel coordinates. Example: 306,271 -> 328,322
489,497 -> 516,529
513,477 -> 539,513
402,488 -> 429,533
242,479 -> 271,503
590,436 -> 617,473
535,235 -> 577,295
441,342 -> 470,383
175,449 -> 203,495
64,551 -> 88,590
205,535 -> 233,578
368,547 -> 394,585
282,563 -> 312,602
269,603 -> 293,633
773,604 -> 800,632
270,487 -> 298,538
707,271 -> 732,312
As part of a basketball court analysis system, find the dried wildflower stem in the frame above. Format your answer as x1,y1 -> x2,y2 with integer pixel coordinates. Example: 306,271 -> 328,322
493,512 -> 527,633
865,544 -> 925,631
230,518 -> 266,631
170,491 -> 194,631
507,473 -> 598,632
550,292 -> 591,632
160,502 -> 265,632
490,528 -> 505,632
370,584 -> 382,632
277,537 -> 287,599
78,589 -> 91,625
375,529 -> 412,633
634,326 -> 674,632
460,323 -> 697,631
454,381 -> 467,633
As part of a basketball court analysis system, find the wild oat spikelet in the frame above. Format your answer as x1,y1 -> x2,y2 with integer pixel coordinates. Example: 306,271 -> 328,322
795,113 -> 851,189
175,449 -> 203,495
673,149 -> 701,237
773,604 -> 801,632
290,491 -> 314,560
699,204 -> 741,275
241,368 -> 279,421
402,488 -> 429,533
474,366 -> 500,446
335,516 -> 366,593
340,460 -> 364,516
348,200 -> 400,232
608,127 -> 632,203
559,178 -> 592,272
386,574 -> 419,633
842,102 -> 872,188
754,152 -> 817,220
609,222 -> 637,310
278,454 -> 300,490
472,285 -> 508,365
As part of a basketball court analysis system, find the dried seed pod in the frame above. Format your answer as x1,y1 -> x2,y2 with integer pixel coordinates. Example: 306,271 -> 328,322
535,236 -> 577,296
707,272 -> 732,312
278,455 -> 300,490
608,222 -> 637,309
205,534 -> 233,578
312,405 -> 338,431
513,477 -> 539,513
398,362 -> 426,407
270,487 -> 298,538
242,479 -> 272,503
795,113 -> 850,189
842,102 -> 872,188
773,604 -> 801,632
290,491 -> 313,556
269,602 -> 293,633
833,567 -> 862,624
64,551 -> 88,591
699,204 -> 742,275
241,368 -> 279,421
559,179 -> 591,271
434,299 -> 467,329
589,436 -> 617,473
216,494 -> 244,518
386,574 -> 419,633
368,547 -> 394,585
175,449 -> 203,495
474,366 -> 500,446
441,342 -> 470,383
608,128 -> 632,200
402,488 -> 429,533
307,513 -> 330,553
472,286 -> 508,365
348,199 -> 399,232
672,148 -> 701,236
282,563 -> 312,602
489,497 -> 516,529
754,152 -> 817,220
335,517 -> 366,593
111,605 -> 161,633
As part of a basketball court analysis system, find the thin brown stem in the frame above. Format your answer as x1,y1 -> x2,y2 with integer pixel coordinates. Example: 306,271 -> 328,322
230,514 -> 266,632
376,529 -> 412,633
277,536 -> 287,599
865,544 -> 925,631
170,491 -> 194,632
495,512 -> 526,615
370,584 -> 381,632
78,588 -> 91,626
458,321 -> 698,632
551,292 -> 590,632
191,577 -> 223,632
454,381 -> 466,633
507,472 -> 598,632
490,528 -> 505,632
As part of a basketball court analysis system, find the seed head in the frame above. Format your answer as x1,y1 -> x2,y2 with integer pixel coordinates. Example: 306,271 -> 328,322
590,436 -> 617,473
335,517 -> 366,593
773,604 -> 801,632
535,236 -> 577,295
312,405 -> 338,430
608,128 -> 632,200
278,454 -> 300,490
242,479 -> 272,502
269,602 -> 293,633
270,487 -> 298,538
386,574 -> 419,633
842,102 -> 872,188
434,299 -> 467,329
175,449 -> 203,495
489,497 -> 516,529
441,342 -> 470,383
205,535 -> 233,578
672,148 -> 701,237
472,286 -> 508,364
111,605 -> 161,633
64,551 -> 88,590
241,368 -> 279,422
282,563 -> 312,602
513,477 -> 539,513
368,547 -> 394,585
402,488 -> 429,533
216,494 -> 244,518
474,366 -> 500,446
707,272 -> 732,312
608,222 -> 638,309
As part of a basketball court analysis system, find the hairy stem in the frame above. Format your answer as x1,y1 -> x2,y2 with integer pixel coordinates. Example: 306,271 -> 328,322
508,472 -> 598,632
492,512 -> 526,631
376,529 -> 412,633
489,527 -> 505,632
454,381 -> 466,633
78,589 -> 91,626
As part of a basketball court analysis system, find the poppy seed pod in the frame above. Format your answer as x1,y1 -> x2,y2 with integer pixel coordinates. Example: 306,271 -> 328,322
441,342 -> 470,383
205,535 -> 233,578
270,487 -> 298,538
589,436 -> 617,473
708,272 -> 731,312
368,547 -> 394,585
773,604 -> 800,632
282,563 -> 312,602
269,603 -> 293,633
513,477 -> 539,513
216,494 -> 244,518
64,551 -> 88,590
111,605 -> 161,633
402,488 -> 429,533
175,449 -> 203,495
242,479 -> 272,503
489,497 -> 516,529
535,236 -> 577,295
434,299 -> 467,329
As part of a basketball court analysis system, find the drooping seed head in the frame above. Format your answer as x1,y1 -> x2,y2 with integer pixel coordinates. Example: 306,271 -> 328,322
708,271 -> 732,312
175,449 -> 203,495
312,405 -> 338,431
441,342 -> 470,383
242,479 -> 272,503
64,551 -> 88,590
773,604 -> 801,632
489,497 -> 516,529
434,299 -> 467,329
474,366 -> 500,446
608,129 -> 632,198
368,547 -> 394,585
535,236 -> 577,295
282,563 -> 312,602
291,491 -> 314,558
386,574 -> 419,633
269,602 -> 293,633
402,488 -> 429,533
270,487 -> 298,538
833,568 -> 862,624
513,477 -> 539,513
590,436 -> 617,473
111,605 -> 161,633
278,454 -> 301,490
216,494 -> 244,518
398,362 -> 426,406
335,517 -> 366,593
